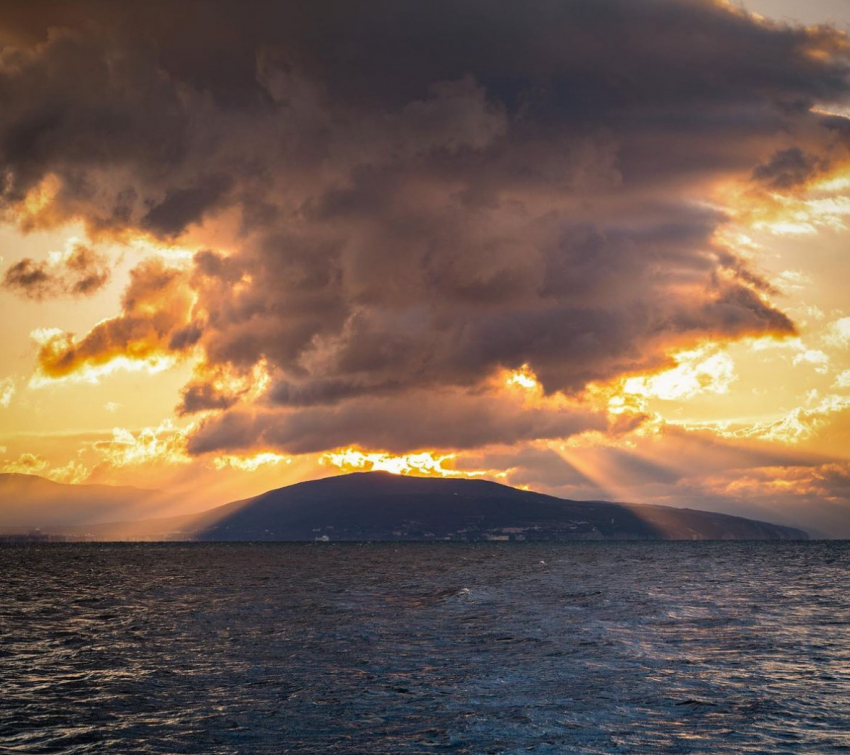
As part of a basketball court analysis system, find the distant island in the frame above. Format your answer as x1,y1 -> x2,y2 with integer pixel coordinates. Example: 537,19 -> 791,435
1,471 -> 808,542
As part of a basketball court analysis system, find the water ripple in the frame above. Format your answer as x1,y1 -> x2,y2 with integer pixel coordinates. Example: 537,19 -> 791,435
1,541 -> 849,754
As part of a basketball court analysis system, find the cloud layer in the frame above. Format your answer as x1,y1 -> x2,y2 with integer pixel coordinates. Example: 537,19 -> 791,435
1,0 -> 849,456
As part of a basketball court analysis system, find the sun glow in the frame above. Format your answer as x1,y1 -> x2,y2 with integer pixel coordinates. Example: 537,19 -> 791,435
213,452 -> 291,471
716,156 -> 850,237
504,364 -> 540,391
622,345 -> 737,401
320,447 -> 479,477
17,174 -> 62,230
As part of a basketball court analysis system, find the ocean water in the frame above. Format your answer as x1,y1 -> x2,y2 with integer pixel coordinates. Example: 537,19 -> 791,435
1,542 -> 849,754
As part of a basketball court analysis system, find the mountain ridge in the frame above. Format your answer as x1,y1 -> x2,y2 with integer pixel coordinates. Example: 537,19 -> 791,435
192,471 -> 809,542
0,471 -> 809,541
56,470 -> 808,541
0,473 -> 168,529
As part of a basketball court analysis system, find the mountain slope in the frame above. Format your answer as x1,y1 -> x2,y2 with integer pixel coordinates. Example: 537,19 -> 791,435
0,474 -> 170,530
5,471 -> 809,541
167,472 -> 806,541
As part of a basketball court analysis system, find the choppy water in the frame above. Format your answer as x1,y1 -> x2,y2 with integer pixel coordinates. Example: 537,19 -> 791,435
1,542 -> 849,754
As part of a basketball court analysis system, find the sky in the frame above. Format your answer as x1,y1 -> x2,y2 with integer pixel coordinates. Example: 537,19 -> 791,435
1,0 -> 850,535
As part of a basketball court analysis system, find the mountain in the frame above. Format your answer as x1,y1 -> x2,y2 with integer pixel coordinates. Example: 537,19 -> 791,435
0,474 -> 172,531
79,471 -> 807,541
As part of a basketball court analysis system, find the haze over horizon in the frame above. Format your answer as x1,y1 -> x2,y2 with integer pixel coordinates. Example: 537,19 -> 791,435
2,0 -> 850,536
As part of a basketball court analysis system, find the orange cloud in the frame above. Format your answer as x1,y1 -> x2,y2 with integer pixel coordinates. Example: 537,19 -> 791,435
30,258 -> 198,383
91,421 -> 193,471
1,452 -> 49,475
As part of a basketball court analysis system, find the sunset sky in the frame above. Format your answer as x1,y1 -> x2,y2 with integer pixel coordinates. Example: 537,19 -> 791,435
1,0 -> 849,535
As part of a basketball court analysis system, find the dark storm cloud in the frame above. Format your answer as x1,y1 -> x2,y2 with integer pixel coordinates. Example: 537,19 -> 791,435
752,147 -> 828,190
2,243 -> 110,299
179,381 -> 239,415
2,0 -> 849,452
142,175 -> 234,238
186,391 -> 607,456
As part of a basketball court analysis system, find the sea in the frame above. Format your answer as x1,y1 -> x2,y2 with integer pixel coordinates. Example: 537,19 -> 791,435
1,541 -> 848,754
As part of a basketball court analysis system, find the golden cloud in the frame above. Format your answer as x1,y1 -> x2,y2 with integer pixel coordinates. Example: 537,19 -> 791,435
29,258 -> 197,384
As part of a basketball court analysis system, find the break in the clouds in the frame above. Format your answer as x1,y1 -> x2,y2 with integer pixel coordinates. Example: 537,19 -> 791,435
2,0 -> 850,454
